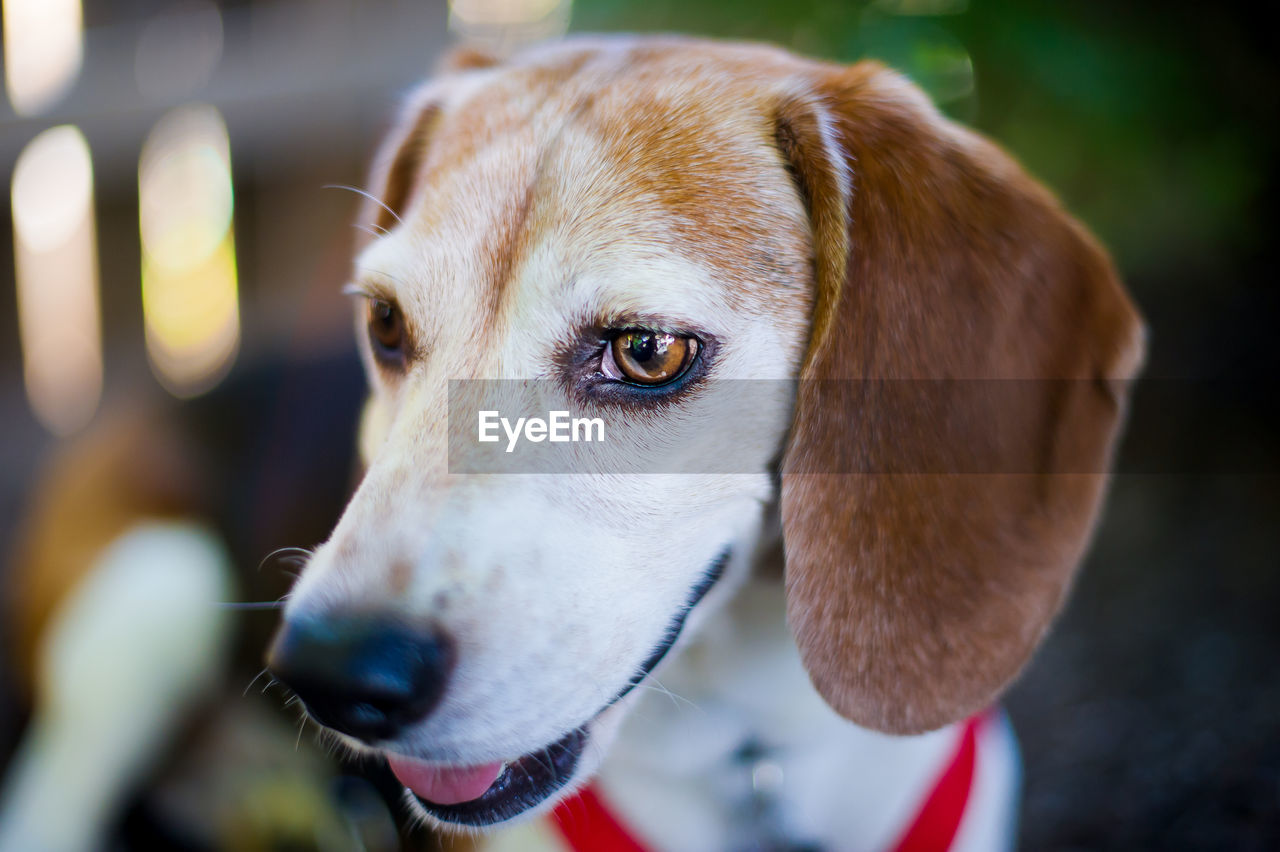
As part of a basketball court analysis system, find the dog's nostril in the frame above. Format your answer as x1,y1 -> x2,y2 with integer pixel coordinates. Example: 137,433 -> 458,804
266,614 -> 454,742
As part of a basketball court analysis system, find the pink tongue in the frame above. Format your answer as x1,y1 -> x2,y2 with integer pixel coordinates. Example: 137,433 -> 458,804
386,754 -> 504,805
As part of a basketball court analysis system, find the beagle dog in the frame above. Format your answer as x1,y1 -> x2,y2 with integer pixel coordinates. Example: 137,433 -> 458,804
266,35 -> 1143,851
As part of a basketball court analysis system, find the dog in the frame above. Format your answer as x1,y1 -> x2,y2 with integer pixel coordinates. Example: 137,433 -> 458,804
266,35 -> 1144,851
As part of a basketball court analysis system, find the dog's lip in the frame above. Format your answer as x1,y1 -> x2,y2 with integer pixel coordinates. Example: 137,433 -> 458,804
395,724 -> 588,826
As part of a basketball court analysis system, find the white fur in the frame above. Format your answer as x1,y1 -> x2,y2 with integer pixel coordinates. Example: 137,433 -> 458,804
596,578 -> 1019,852
285,100 -> 809,786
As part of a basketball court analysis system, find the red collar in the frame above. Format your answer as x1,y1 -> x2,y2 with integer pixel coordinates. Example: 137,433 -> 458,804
550,712 -> 990,852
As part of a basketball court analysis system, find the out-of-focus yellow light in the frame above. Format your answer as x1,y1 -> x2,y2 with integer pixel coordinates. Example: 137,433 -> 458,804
12,126 -> 102,435
449,0 -> 571,49
451,0 -> 563,27
139,105 -> 239,398
2,0 -> 84,116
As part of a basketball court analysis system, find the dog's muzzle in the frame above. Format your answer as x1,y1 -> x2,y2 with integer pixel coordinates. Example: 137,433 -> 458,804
265,550 -> 729,826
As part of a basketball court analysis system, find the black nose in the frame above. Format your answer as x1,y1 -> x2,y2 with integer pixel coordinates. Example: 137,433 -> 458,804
266,614 -> 453,742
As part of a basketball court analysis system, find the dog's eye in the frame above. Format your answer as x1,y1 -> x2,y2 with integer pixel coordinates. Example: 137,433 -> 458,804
603,330 -> 698,386
367,298 -> 405,363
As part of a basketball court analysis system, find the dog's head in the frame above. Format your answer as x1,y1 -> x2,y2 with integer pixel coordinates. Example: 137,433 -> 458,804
267,36 -> 1142,830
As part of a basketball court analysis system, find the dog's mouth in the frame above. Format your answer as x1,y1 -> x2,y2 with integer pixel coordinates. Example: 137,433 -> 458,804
377,549 -> 730,827
386,724 -> 587,826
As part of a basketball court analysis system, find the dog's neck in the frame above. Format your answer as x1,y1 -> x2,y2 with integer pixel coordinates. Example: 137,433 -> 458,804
480,557 -> 1019,852
593,573 -> 986,851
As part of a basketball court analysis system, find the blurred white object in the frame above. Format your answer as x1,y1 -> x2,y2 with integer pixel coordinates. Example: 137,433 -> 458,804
0,522 -> 233,852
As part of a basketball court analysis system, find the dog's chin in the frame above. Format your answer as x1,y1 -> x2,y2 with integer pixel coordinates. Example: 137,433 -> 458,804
392,722 -> 595,829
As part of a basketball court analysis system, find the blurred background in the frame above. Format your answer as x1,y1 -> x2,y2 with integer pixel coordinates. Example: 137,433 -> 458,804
0,0 -> 1276,850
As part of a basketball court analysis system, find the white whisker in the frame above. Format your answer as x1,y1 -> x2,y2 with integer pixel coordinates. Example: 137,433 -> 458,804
353,222 -> 386,239
259,545 -> 314,573
323,183 -> 402,225
635,676 -> 701,712
244,667 -> 269,697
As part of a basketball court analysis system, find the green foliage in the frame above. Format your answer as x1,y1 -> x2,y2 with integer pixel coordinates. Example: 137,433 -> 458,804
571,0 -> 1274,280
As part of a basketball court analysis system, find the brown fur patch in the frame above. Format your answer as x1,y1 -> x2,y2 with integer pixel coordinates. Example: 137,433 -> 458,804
366,41 -> 818,321
364,101 -> 442,236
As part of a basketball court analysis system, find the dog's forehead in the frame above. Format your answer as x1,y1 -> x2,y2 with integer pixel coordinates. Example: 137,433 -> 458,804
357,42 -> 813,356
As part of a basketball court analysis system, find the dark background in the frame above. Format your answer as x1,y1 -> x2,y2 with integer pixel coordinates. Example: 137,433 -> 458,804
1,1 -> 1277,849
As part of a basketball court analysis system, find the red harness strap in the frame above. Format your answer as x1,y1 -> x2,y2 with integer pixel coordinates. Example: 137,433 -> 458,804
551,713 -> 989,852
887,712 -> 987,852
552,782 -> 649,852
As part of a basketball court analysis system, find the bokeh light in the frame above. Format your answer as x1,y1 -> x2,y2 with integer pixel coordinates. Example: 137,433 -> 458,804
139,105 -> 240,398
449,0 -> 572,51
11,126 -> 102,436
2,0 -> 84,116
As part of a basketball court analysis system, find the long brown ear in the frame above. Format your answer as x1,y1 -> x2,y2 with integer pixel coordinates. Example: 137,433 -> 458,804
357,88 -> 443,241
357,47 -> 503,240
776,63 -> 1145,734
358,43 -> 507,242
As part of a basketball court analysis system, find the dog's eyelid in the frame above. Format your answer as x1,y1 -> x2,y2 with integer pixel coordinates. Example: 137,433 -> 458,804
598,318 -> 705,340
343,281 -> 398,303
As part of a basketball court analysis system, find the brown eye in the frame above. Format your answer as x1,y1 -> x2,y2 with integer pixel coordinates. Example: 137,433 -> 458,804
367,298 -> 405,362
604,330 -> 698,386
